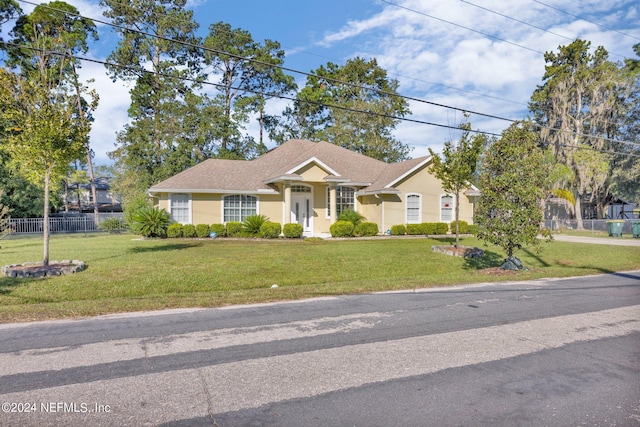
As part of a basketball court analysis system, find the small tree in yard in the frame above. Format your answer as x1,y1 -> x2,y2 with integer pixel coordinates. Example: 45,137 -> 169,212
476,122 -> 551,268
0,191 -> 11,242
429,118 -> 485,248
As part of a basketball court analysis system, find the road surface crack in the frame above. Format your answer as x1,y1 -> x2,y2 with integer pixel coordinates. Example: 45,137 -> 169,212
197,368 -> 220,426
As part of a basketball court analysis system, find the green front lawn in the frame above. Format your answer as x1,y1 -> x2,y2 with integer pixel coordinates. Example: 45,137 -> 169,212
1,233 -> 639,323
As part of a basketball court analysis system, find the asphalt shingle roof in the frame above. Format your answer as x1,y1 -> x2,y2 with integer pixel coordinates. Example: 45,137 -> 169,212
149,139 -> 431,193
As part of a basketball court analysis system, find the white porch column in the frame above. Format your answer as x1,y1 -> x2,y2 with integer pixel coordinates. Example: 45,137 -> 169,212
329,184 -> 337,224
284,181 -> 292,224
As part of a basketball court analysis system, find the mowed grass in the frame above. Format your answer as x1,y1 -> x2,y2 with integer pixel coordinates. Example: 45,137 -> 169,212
1,233 -> 639,323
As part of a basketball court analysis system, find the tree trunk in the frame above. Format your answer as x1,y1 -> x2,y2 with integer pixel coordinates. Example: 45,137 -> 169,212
454,189 -> 460,248
574,193 -> 584,230
72,63 -> 100,225
43,169 -> 50,266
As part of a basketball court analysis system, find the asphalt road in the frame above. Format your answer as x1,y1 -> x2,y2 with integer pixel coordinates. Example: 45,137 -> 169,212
0,271 -> 639,426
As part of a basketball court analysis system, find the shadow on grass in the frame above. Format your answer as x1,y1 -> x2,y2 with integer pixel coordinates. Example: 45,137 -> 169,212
128,242 -> 202,254
521,248 -> 551,268
463,249 -> 503,270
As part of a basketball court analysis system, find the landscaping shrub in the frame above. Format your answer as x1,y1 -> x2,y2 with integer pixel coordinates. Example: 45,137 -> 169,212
131,206 -> 171,238
406,224 -> 423,235
167,223 -> 183,238
195,224 -> 210,238
124,194 -> 151,228
467,224 -> 480,235
422,223 -> 436,235
390,224 -> 406,236
226,222 -> 243,237
356,222 -> 379,237
99,217 -> 127,234
330,220 -> 355,237
182,224 -> 196,238
259,221 -> 281,238
283,223 -> 303,238
434,222 -> 449,235
449,220 -> 469,234
210,223 -> 225,237
338,209 -> 366,226
242,214 -> 268,236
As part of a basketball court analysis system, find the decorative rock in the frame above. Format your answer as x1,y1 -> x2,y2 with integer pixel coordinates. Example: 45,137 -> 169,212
431,245 -> 484,258
501,256 -> 525,271
1,260 -> 86,278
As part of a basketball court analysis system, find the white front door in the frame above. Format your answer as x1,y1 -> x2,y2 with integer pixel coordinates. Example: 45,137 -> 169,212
291,193 -> 313,234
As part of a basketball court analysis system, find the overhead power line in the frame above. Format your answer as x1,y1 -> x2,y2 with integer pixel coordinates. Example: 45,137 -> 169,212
458,0 -> 630,59
15,0 -> 520,125
532,0 -> 640,42
379,0 -> 545,54
0,41 -> 503,140
8,0 -> 640,152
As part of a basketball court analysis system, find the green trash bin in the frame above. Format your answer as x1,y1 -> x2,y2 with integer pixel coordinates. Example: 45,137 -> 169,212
631,220 -> 640,238
607,220 -> 624,237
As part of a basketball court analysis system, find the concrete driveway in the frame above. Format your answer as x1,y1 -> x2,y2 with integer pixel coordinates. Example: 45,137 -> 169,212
552,234 -> 640,246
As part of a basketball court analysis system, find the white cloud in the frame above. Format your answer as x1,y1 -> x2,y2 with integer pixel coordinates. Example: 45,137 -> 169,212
12,0 -> 632,164
76,61 -> 132,165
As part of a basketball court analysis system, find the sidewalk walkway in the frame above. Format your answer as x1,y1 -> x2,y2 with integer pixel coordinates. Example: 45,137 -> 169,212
552,234 -> 640,246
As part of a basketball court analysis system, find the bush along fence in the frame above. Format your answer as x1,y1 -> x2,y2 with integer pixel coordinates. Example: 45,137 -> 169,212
6,213 -> 127,235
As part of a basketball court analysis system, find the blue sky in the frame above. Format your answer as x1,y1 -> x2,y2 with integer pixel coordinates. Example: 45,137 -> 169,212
8,0 -> 640,165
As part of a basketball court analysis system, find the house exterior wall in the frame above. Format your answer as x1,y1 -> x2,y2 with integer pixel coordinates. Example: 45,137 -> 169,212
192,193 -> 220,224
154,162 -> 476,236
382,167 -> 475,228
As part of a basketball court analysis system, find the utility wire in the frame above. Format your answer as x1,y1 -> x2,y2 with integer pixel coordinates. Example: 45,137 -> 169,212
0,41 -> 503,139
93,0 -> 530,108
379,0 -> 545,54
15,0 -> 520,125
459,0 -> 629,59
9,0 -> 640,151
4,40 -> 639,158
532,0 -> 640,41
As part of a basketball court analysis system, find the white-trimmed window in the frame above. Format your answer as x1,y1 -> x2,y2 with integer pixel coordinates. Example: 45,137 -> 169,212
170,193 -> 191,224
326,186 -> 356,217
441,194 -> 454,222
406,194 -> 421,224
223,195 -> 257,222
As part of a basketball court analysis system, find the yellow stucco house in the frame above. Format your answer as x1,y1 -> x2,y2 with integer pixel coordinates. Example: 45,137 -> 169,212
149,139 -> 479,236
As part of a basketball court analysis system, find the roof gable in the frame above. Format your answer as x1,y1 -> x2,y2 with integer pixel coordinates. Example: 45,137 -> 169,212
148,139 -> 436,194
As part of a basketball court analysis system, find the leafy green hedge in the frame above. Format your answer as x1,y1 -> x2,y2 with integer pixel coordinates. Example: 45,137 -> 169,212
226,222 -> 243,237
330,220 -> 355,237
405,222 -> 450,235
283,223 -> 303,238
195,224 -> 210,238
390,224 -> 406,236
449,220 -> 469,234
406,223 -> 425,235
210,223 -> 225,237
355,222 -> 379,236
182,224 -> 196,238
433,222 -> 449,235
167,223 -> 183,238
259,222 -> 281,238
